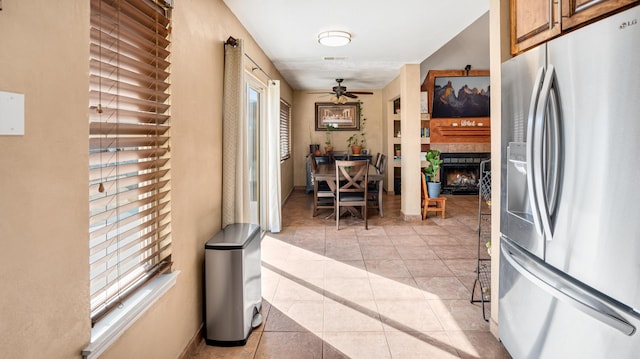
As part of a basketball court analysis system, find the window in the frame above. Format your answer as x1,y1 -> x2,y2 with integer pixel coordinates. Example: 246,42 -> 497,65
280,99 -> 291,161
88,0 -> 172,324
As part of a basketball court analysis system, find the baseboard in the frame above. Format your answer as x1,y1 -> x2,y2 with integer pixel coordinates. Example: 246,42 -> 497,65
401,212 -> 423,222
178,323 -> 203,359
282,187 -> 294,204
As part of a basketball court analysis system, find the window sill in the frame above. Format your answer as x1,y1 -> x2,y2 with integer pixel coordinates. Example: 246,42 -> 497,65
82,271 -> 180,359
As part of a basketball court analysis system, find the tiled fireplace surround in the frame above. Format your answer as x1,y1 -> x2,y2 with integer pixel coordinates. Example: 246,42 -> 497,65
429,142 -> 491,154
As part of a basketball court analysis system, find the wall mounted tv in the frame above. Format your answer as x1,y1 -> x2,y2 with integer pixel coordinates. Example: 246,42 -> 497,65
431,76 -> 490,118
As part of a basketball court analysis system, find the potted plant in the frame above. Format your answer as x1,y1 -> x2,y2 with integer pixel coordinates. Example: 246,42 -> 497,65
324,124 -> 335,155
394,145 -> 401,158
347,102 -> 367,155
346,133 -> 365,155
424,149 -> 443,198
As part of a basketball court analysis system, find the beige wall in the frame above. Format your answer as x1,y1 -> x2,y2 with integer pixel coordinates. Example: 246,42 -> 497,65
291,90 -> 383,188
0,1 -> 293,358
0,1 -> 91,357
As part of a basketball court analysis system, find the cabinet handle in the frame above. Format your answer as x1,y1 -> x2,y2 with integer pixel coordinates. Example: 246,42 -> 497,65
549,0 -> 554,30
557,0 -> 562,28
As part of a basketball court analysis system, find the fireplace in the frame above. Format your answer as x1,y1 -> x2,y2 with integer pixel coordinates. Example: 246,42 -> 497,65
439,153 -> 490,194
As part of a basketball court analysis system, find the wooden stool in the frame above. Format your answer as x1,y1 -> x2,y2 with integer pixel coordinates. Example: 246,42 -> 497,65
423,196 -> 447,219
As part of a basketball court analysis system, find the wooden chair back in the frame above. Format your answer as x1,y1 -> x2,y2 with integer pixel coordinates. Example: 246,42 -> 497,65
377,154 -> 387,175
335,160 -> 369,230
309,153 -> 318,172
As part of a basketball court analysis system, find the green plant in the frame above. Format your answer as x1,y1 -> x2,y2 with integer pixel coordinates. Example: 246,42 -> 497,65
346,101 -> 367,148
346,133 -> 364,147
325,124 -> 335,146
424,149 -> 443,182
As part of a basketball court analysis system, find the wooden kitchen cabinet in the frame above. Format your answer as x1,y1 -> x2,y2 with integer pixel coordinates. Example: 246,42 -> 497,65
510,0 -> 561,54
561,0 -> 639,31
511,0 -> 638,54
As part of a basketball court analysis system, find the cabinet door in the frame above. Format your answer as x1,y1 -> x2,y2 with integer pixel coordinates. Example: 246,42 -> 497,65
511,0 -> 561,54
561,0 -> 639,30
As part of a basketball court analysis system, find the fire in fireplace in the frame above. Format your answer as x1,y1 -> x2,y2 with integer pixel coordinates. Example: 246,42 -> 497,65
439,153 -> 490,194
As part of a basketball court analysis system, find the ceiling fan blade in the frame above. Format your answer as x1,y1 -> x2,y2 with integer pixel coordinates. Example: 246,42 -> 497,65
347,91 -> 374,95
307,91 -> 334,94
343,93 -> 358,98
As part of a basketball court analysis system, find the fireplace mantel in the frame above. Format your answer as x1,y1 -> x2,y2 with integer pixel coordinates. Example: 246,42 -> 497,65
430,118 -> 491,143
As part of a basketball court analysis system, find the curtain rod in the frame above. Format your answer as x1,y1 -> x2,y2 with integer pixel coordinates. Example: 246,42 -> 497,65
245,53 -> 275,83
225,36 -> 275,83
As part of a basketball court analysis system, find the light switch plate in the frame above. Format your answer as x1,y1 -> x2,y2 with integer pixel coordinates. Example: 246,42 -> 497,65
0,91 -> 25,135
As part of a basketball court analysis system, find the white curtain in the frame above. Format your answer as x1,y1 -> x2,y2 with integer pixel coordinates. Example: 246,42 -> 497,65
266,80 -> 282,232
222,38 -> 247,227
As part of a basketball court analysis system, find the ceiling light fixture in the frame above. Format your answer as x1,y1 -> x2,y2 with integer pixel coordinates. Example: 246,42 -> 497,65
318,31 -> 351,47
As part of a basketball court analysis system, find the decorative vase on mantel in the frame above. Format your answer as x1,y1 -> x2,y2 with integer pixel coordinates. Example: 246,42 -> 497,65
351,145 -> 362,155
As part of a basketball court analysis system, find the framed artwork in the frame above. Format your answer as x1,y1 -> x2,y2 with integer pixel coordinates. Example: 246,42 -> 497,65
424,70 -> 490,118
431,75 -> 490,118
315,102 -> 360,131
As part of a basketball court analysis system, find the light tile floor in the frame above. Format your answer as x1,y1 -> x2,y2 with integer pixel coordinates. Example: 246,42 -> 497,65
191,190 -> 510,359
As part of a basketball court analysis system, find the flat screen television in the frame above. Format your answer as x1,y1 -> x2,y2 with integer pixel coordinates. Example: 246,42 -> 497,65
431,76 -> 490,118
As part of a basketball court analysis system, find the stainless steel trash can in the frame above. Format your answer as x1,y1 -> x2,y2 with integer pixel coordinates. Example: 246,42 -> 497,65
204,223 -> 262,346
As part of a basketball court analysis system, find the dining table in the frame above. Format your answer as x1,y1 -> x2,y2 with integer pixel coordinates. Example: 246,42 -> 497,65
312,161 -> 384,218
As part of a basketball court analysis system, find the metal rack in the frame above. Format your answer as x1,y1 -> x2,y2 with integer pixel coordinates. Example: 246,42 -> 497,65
471,159 -> 491,321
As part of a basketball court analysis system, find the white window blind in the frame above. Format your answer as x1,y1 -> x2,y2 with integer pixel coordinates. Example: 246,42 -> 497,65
89,0 -> 172,324
280,99 -> 291,161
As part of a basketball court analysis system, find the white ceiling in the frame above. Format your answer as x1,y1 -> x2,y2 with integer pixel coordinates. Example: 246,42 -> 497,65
222,0 -> 489,91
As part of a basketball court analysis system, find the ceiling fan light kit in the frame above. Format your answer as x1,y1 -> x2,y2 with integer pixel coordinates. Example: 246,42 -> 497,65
330,95 -> 348,104
318,31 -> 351,47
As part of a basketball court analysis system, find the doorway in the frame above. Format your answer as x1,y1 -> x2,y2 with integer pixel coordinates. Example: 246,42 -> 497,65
246,75 -> 265,227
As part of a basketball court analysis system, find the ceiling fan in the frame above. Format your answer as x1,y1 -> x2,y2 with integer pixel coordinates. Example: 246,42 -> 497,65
309,79 -> 373,103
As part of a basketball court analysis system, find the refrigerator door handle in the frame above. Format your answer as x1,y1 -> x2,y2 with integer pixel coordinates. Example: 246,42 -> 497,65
532,65 -> 556,241
501,239 -> 636,336
545,82 -> 561,215
526,66 -> 546,237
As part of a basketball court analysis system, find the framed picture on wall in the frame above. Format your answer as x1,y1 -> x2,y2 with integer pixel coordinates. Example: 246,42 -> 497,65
431,75 -> 490,118
315,102 -> 360,131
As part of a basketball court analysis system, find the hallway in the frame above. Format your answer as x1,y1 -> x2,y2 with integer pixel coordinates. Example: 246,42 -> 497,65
191,190 -> 509,358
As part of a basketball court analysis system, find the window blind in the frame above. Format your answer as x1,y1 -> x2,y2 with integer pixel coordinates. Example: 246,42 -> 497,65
89,0 -> 172,323
279,99 -> 291,161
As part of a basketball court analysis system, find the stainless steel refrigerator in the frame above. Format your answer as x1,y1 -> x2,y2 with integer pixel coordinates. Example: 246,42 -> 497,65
499,6 -> 640,358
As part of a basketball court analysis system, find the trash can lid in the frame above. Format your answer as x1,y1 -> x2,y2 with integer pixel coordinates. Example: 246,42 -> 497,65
205,223 -> 261,250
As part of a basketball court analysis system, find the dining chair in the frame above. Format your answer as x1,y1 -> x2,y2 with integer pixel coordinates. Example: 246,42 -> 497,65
309,153 -> 318,171
310,154 -> 334,217
368,153 -> 386,217
374,152 -> 382,168
335,160 -> 368,230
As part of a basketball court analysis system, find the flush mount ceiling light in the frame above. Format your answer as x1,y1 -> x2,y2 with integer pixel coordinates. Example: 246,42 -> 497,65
318,31 -> 351,47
